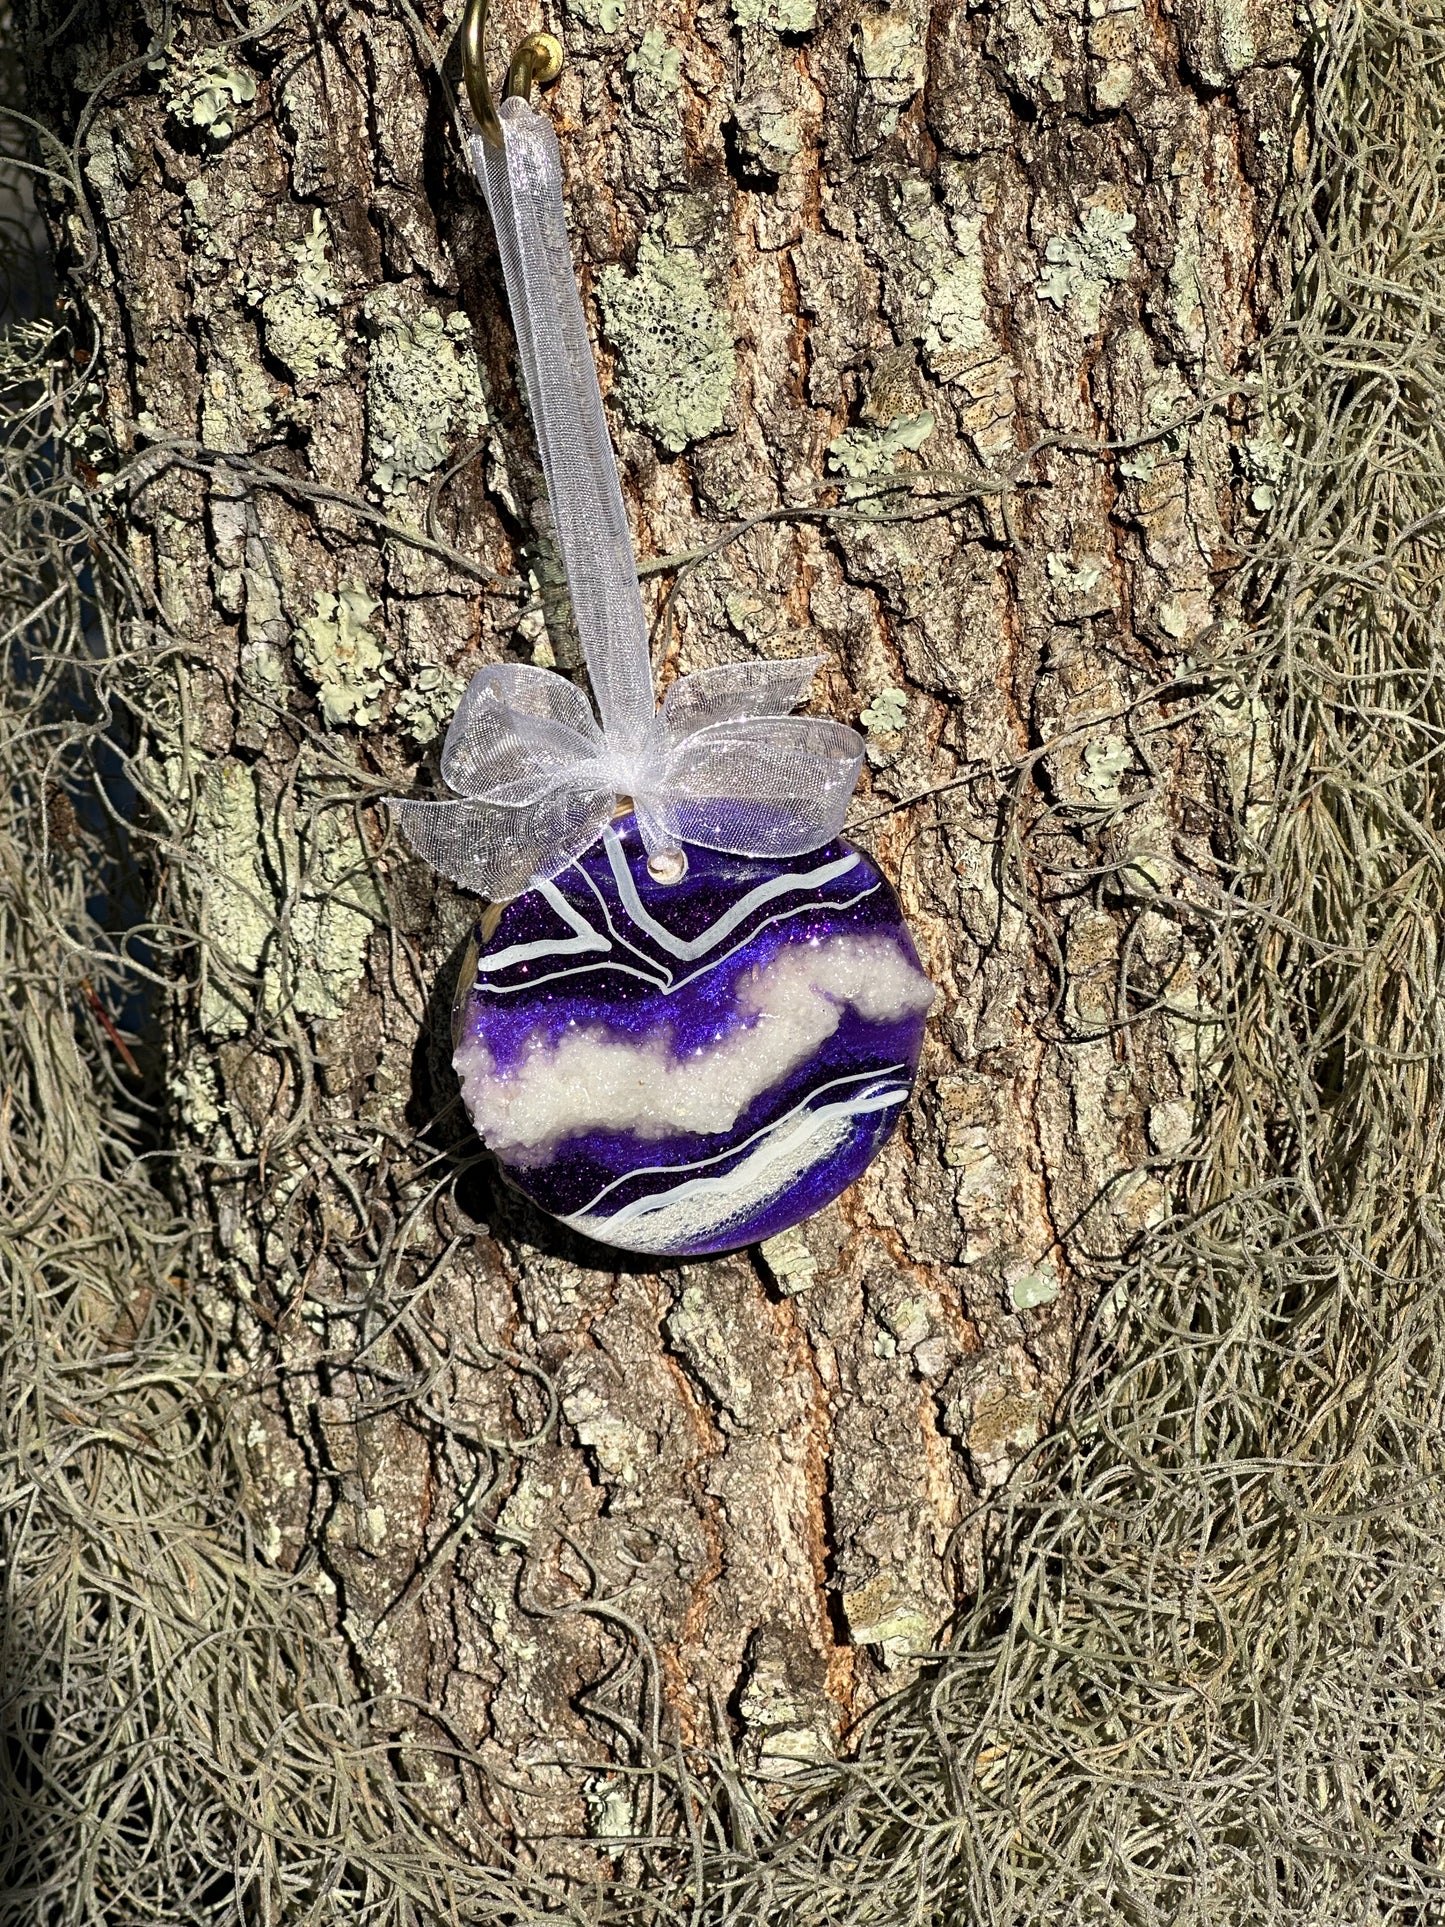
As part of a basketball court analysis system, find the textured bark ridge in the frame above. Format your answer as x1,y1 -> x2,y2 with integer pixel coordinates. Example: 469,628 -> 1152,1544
33,0 -> 1296,1856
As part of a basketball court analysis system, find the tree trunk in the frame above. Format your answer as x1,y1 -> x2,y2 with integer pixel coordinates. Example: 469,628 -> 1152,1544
28,0 -> 1296,1865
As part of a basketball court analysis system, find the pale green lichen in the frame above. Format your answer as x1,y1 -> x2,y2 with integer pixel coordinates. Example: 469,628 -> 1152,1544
174,1057 -> 223,1135
1116,449 -> 1155,483
859,685 -> 909,732
584,1775 -> 635,1839
1240,430 -> 1289,510
737,1660 -> 831,1777
924,225 -> 989,378
597,235 -> 736,452
828,411 -> 934,481
393,663 -> 465,744
1118,383 -> 1192,481
192,761 -> 383,1033
841,1570 -> 934,1661
856,4 -> 926,98
193,761 -> 273,1035
570,0 -> 626,28
1046,550 -> 1107,594
252,212 -> 346,384
283,804 -> 384,1023
165,51 -> 257,145
1080,734 -> 1134,805
626,26 -> 682,94
293,583 -> 386,727
893,180 -> 991,383
733,0 -> 817,29
288,209 -> 339,307
362,291 -> 488,494
759,1227 -> 817,1295
1037,200 -> 1138,331
1009,1263 -> 1062,1311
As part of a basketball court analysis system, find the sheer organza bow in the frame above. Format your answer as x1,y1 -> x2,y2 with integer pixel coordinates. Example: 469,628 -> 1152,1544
387,97 -> 863,902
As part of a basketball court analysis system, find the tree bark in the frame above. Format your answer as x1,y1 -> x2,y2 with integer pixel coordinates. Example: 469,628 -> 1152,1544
29,0 -> 1296,1865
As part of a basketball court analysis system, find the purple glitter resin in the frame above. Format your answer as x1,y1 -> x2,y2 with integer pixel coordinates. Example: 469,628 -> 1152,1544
451,813 -> 934,1258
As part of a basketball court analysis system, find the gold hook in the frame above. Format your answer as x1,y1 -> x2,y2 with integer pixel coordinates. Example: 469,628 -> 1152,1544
506,32 -> 564,100
461,0 -> 499,141
461,0 -> 563,147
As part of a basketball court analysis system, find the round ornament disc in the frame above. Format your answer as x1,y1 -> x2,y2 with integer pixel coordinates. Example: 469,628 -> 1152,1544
451,814 -> 934,1258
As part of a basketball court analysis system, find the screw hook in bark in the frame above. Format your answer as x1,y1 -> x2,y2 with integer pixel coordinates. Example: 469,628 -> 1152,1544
461,0 -> 564,145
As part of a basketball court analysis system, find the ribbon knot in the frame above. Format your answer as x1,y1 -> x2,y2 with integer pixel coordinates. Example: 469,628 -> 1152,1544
388,97 -> 863,901
390,655 -> 865,901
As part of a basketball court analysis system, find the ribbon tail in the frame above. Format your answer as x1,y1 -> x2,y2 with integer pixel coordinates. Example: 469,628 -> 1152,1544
473,105 -> 655,748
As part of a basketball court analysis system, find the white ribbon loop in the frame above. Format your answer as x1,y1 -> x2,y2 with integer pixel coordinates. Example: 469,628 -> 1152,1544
387,96 -> 864,900
439,662 -> 602,803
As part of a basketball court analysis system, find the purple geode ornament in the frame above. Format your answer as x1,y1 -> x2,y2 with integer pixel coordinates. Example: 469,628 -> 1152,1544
452,815 -> 934,1257
389,72 -> 937,1256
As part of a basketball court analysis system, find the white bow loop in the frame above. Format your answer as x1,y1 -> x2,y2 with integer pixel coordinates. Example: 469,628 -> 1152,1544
439,661 -> 602,804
